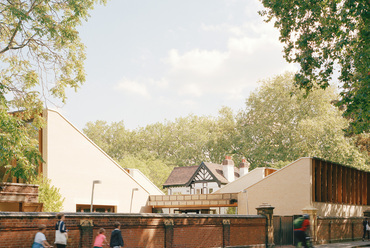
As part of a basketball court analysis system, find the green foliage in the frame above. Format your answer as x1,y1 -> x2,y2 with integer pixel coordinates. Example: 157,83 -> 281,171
118,154 -> 174,191
0,101 -> 43,180
83,73 -> 369,189
84,110 -> 240,189
0,0 -> 105,180
237,73 -> 369,170
259,0 -> 369,134
31,175 -> 65,212
226,207 -> 237,214
83,120 -> 134,160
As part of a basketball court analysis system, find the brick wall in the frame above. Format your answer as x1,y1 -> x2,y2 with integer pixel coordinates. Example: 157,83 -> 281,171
0,183 -> 39,203
0,212 -> 266,248
317,217 -> 364,244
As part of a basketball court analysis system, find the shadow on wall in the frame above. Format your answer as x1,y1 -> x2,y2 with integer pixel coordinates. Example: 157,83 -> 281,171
317,217 -> 363,243
314,202 -> 367,217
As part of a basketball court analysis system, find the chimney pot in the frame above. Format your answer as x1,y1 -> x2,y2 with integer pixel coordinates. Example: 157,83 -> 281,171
222,155 -> 235,182
239,158 -> 250,176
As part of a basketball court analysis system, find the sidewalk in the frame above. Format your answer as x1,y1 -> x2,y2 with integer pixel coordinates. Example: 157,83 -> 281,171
315,240 -> 370,247
279,240 -> 370,248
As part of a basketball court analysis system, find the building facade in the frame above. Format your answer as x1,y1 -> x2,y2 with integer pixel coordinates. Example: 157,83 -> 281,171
237,157 -> 369,217
163,156 -> 243,195
0,109 -> 163,213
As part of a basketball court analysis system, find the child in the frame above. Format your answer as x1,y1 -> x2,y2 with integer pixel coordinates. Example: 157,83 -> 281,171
109,222 -> 124,248
32,224 -> 52,248
93,228 -> 109,248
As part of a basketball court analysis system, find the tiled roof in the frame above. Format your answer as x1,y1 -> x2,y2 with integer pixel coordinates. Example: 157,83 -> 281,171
163,166 -> 198,187
163,162 -> 240,187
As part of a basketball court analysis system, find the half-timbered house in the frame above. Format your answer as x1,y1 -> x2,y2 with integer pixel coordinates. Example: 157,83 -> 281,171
163,156 -> 243,195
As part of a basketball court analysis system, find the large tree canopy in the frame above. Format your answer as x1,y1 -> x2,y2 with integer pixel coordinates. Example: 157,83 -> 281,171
237,73 -> 368,170
84,74 -> 369,190
259,0 -> 369,134
0,0 -> 105,180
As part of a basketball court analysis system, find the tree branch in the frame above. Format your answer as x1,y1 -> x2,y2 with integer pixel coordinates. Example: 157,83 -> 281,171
0,0 -> 38,54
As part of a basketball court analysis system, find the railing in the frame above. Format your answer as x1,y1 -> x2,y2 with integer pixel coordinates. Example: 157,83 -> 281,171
148,193 -> 239,208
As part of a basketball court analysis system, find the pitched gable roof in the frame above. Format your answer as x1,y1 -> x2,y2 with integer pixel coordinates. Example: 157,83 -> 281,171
163,162 -> 240,188
204,162 -> 240,184
203,162 -> 229,184
163,166 -> 198,187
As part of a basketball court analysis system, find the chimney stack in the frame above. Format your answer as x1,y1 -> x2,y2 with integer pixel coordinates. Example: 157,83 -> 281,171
239,158 -> 250,177
222,155 -> 235,182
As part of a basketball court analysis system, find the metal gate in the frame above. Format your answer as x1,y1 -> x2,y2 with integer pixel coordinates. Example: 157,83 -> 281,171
274,215 -> 294,246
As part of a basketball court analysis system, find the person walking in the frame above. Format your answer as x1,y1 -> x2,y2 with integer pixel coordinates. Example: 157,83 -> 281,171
55,213 -> 68,248
294,214 -> 310,247
110,222 -> 124,248
363,218 -> 370,241
94,228 -> 109,248
32,224 -> 52,248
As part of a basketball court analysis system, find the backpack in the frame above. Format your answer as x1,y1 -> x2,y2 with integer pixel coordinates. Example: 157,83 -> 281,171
293,217 -> 304,229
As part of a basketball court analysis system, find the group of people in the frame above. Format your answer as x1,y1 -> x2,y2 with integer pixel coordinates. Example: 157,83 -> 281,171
31,212 -> 370,248
32,213 -> 124,248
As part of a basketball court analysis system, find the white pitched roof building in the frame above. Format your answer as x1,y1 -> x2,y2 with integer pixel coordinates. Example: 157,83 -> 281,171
41,109 -> 163,213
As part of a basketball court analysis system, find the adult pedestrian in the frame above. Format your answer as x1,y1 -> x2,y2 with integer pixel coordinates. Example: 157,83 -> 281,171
110,221 -> 124,248
55,213 -> 68,248
294,214 -> 310,248
363,218 -> 370,241
32,224 -> 52,248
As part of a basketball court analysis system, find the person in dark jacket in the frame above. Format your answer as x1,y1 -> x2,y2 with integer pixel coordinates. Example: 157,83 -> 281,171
110,221 -> 124,248
363,218 -> 369,241
55,213 -> 68,248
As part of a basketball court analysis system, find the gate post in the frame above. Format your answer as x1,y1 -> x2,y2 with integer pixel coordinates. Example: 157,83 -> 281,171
79,219 -> 94,248
164,219 -> 174,248
222,219 -> 231,248
302,207 -> 318,243
256,203 -> 275,248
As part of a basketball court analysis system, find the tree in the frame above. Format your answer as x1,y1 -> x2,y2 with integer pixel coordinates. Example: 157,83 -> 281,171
205,106 -> 242,164
31,175 -> 65,212
0,0 -> 105,179
118,154 -> 174,190
237,73 -> 369,170
259,0 -> 369,134
83,120 -> 135,160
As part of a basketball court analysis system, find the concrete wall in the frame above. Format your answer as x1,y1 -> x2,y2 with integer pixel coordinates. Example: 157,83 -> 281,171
215,168 -> 266,194
240,158 -> 312,216
0,212 -> 267,248
43,109 -> 154,213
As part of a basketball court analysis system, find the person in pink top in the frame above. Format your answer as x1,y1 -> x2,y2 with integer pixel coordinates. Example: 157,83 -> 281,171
94,228 -> 109,248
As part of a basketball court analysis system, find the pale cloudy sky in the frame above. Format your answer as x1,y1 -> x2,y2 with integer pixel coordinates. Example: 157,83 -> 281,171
58,0 -> 298,130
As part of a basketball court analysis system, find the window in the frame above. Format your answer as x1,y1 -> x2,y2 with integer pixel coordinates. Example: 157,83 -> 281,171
76,204 -> 116,213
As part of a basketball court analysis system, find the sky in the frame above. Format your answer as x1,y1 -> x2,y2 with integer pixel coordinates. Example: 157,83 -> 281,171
56,0 -> 298,131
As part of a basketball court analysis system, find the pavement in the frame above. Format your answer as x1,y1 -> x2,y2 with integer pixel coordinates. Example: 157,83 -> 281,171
278,240 -> 370,247
315,240 -> 370,248
315,240 -> 370,247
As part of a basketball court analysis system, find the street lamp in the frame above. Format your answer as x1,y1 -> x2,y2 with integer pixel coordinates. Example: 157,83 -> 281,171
90,180 -> 102,212
130,188 -> 139,213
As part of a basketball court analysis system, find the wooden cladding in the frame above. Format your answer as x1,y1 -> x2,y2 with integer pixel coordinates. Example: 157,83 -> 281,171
312,158 -> 369,205
265,168 -> 278,177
